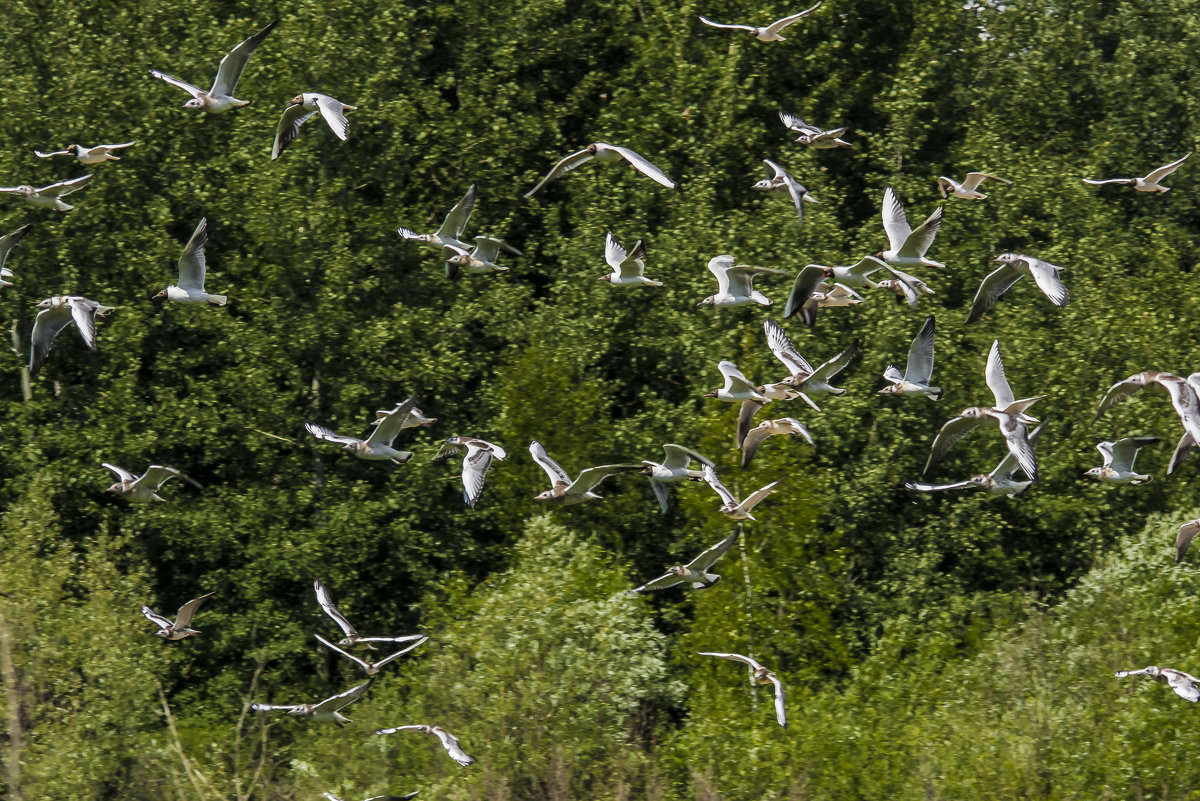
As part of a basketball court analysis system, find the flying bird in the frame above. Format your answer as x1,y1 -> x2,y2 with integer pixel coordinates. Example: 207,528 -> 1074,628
924,407 -> 1038,481
35,142 -> 136,164
272,93 -> 356,159
1084,153 -> 1190,193
306,398 -> 420,463
741,418 -> 814,468
434,437 -> 508,507
443,236 -> 512,278
253,680 -> 373,726
703,465 -> 780,521
698,651 -> 787,727
1095,372 -> 1200,475
1115,666 -> 1200,702
935,172 -> 1011,200
966,252 -> 1068,322
150,20 -> 278,113
323,793 -> 418,801
764,319 -> 858,405
315,633 -> 428,677
0,175 -> 93,211
630,530 -> 739,593
877,187 -> 944,269
751,159 -> 817,228
639,444 -> 715,511
599,231 -> 661,286
29,295 -> 114,377
1085,437 -> 1159,484
698,255 -> 787,307
314,578 -> 427,651
375,725 -> 476,766
528,441 -> 640,505
879,315 -> 941,399
525,142 -> 677,197
778,110 -> 851,148
103,463 -> 202,502
153,217 -> 227,306
698,2 -> 822,41
142,592 -> 214,640
0,224 -> 32,288
1176,519 -> 1200,563
906,421 -> 1045,497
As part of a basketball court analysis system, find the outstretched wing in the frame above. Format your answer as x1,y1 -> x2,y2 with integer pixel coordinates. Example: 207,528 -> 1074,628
609,145 -> 677,189
314,578 -> 357,639
688,530 -> 740,571
313,679 -> 373,713
567,464 -> 640,496
763,317 -> 812,375
177,218 -> 209,290
903,315 -> 936,384
763,1 -> 823,34
365,397 -> 418,447
173,592 -> 214,628
529,440 -> 571,485
305,422 -> 360,447
1022,256 -> 1069,307
149,69 -> 203,98
698,16 -> 757,32
630,570 -> 685,593
783,265 -> 828,321
102,462 -> 137,483
460,444 -> 498,508
272,102 -> 317,160
966,264 -> 1022,323
142,606 -> 174,629
315,94 -> 354,140
0,224 -> 31,274
29,305 -> 75,377
923,412 -> 987,475
437,184 -> 477,242
210,20 -> 278,97
881,187 -> 912,252
1144,153 -> 1191,183
810,339 -> 859,382
697,651 -> 765,671
524,148 -> 595,197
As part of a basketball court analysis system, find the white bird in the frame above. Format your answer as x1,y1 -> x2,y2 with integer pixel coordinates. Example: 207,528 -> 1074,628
524,142 -> 677,197
1095,372 -> 1200,473
782,264 -> 866,324
1115,666 -> 1200,702
764,319 -> 858,404
0,175 -> 93,212
879,315 -> 941,399
443,236 -> 512,278
698,255 -> 787,307
876,187 -> 945,269
1085,437 -> 1159,484
306,398 -> 419,463
936,172 -> 1011,200
375,725 -> 476,766
152,218 -> 228,306
1176,519 -> 1200,563
875,264 -> 935,309
371,403 -> 436,431
751,159 -> 817,228
704,360 -> 768,405
923,407 -> 1038,481
150,20 -> 278,113
599,231 -> 661,286
741,418 -> 814,469
698,2 -> 822,41
323,793 -> 418,801
697,651 -> 787,727
272,93 -> 356,159
252,680 -> 373,726
778,110 -> 851,148
630,530 -> 739,593
905,421 -> 1045,497
103,463 -> 202,502
702,465 -> 780,521
434,437 -> 508,507
0,224 -> 32,289
35,142 -> 137,164
639,444 -> 715,511
29,295 -> 114,377
142,592 -> 214,640
315,633 -> 428,677
314,578 -> 427,651
398,185 -> 500,254
1084,153 -> 1190,193
528,441 -> 640,505
984,340 -> 1046,420
966,252 -> 1068,322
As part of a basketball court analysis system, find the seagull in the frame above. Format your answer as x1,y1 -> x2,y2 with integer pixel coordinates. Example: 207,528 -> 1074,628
764,319 -> 858,405
741,418 -> 814,468
142,592 -> 214,640
1176,519 -> 1200,563
1115,666 -> 1200,702
306,398 -> 419,463
315,633 -> 428,677
984,340 -> 1046,420
323,793 -> 418,801
152,218 -> 227,306
879,315 -> 941,399
698,2 -> 822,41
639,444 -> 715,511
751,159 -> 817,228
29,295 -> 114,377
782,265 -> 865,324
876,187 -> 945,269
966,252 -> 1068,322
434,437 -> 508,507
443,237 -> 512,278
1084,153 -> 1191,193
375,725 -> 476,766
150,20 -> 278,113
702,465 -> 780,521
705,360 -> 768,404
906,421 -> 1045,497
599,231 -> 661,286
314,578 -> 427,651
371,403 -> 436,431
923,407 -> 1038,481
1085,437 -> 1159,484
529,441 -> 640,505
697,255 -> 787,306
272,93 -> 356,159
629,530 -> 739,592
1095,372 -> 1200,472
35,142 -> 137,164
398,186 -> 514,256
103,463 -> 202,502
697,651 -> 787,727
0,224 -> 32,288
524,142 -> 677,197
875,265 -> 935,309
252,680 -> 373,726
778,110 -> 851,148
0,175 -> 93,211
936,172 -> 1011,200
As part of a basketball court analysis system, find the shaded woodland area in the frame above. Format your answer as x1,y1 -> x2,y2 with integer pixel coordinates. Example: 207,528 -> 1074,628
3,0 -> 1200,798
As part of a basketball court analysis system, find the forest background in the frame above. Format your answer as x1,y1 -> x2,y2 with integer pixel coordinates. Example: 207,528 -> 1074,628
3,0 -> 1200,799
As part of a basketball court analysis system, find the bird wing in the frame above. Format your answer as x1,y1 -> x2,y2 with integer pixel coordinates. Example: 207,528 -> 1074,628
762,159 -> 806,224
1081,177 -> 1135,186
738,480 -> 780,513
1022,256 -> 1069,307
1144,153 -> 1191,183
34,148 -> 72,158
608,145 -> 677,189
631,570 -> 685,593
437,184 -> 477,242
707,254 -> 736,296
763,317 -> 812,375
764,1 -> 823,34
271,102 -> 317,160
1165,670 -> 1200,702
210,20 -> 278,97
1176,520 -> 1200,563
770,674 -> 787,727
315,633 -> 372,671
102,462 -> 137,482
992,420 -> 1045,480
881,187 -> 912,251
703,465 -> 738,506
1094,440 -> 1115,469
903,479 -> 979,492
305,422 -> 360,447
313,680 -> 373,713
604,231 -> 629,272
698,16 -> 757,32
376,724 -> 427,736
783,265 -> 828,321
810,339 -> 859,382
717,360 -> 758,395
984,340 -> 1015,409
741,425 -> 773,469
661,443 -> 713,470
314,579 -> 358,639
649,478 -> 670,512
142,606 -> 174,629
898,205 -> 943,259
432,727 -> 476,766
903,315 -> 936,383
935,177 -> 956,198
176,217 -> 209,290
966,264 -> 1023,323
42,174 -> 94,197
365,398 -> 418,446
698,651 -> 765,671
460,444 -> 497,507
173,592 -> 213,628
66,298 -> 99,351
923,412 -> 987,474
777,110 -> 819,135
433,440 -> 466,461
1168,431 -> 1196,475
137,465 -> 186,491
688,530 -> 740,571
524,148 -> 596,197
29,305 -> 75,376
470,236 -> 504,265
994,413 -> 1038,482
1110,437 -> 1158,471
961,172 -> 1011,190
370,636 -> 429,669
529,441 -> 571,485
149,69 -> 203,98
315,94 -> 354,141
0,224 -> 31,274
1095,371 -> 1161,419
567,464 -> 640,495
737,400 -> 764,448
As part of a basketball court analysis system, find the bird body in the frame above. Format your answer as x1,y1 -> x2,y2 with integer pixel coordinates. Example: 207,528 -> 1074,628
434,437 -> 508,507
752,159 -> 816,228
0,175 -> 93,211
699,255 -> 786,306
1084,153 -> 1190,193
29,295 -> 113,377
314,578 -> 426,651
966,252 -> 1068,322
906,422 -> 1044,497
142,592 -> 213,640
879,315 -> 941,399
316,633 -> 427,676
778,110 -> 850,148
703,465 -> 780,520
253,680 -> 373,726
525,142 -> 676,197
150,20 -> 278,112
599,231 -> 661,286
936,172 -> 1011,200
698,651 -> 787,727
35,142 -> 136,163
1085,437 -> 1158,484
103,463 -> 201,502
154,218 -> 227,306
306,398 -> 419,463
630,530 -> 739,592
398,184 -> 477,251
1095,372 -> 1200,460
529,441 -> 640,505
698,2 -> 822,40
443,236 -> 512,278
639,444 -> 714,511
272,92 -> 356,159
375,725 -> 476,766
1115,666 -> 1200,702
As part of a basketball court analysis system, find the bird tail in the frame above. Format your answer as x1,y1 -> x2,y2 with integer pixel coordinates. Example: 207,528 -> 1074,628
206,295 -> 228,307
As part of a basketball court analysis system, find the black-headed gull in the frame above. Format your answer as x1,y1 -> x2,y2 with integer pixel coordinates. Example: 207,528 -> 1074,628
705,360 -> 768,404
698,255 -> 786,307
103,463 -> 202,502
639,444 -> 714,511
1084,153 -> 1190,193
702,465 -> 780,521
699,1 -> 822,41
398,184 -> 477,251
272,93 -> 357,159
314,578 -> 427,651
879,315 -> 940,399
524,142 -> 676,197
306,398 -> 419,463
630,531 -> 739,592
751,159 -> 816,228
741,418 -> 814,468
599,231 -> 661,286
778,110 -> 851,148
443,237 -> 514,278
434,437 -> 508,507
375,725 -> 476,766
150,20 -> 278,113
0,175 -> 93,212
1095,372 -> 1200,474
1115,666 -> 1200,702
316,633 -> 428,677
35,142 -> 136,164
29,295 -> 114,377
153,218 -> 227,306
764,319 -> 858,406
142,592 -> 214,640
0,224 -> 32,289
1085,437 -> 1158,484
966,252 -> 1068,322
876,188 -> 944,269
697,651 -> 787,727
906,421 -> 1044,497
528,441 -> 640,505
936,172 -> 1011,200
924,407 -> 1038,481
253,680 -> 373,726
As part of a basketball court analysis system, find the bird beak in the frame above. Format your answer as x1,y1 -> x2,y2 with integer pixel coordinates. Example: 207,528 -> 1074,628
152,290 -> 167,301
803,193 -> 818,204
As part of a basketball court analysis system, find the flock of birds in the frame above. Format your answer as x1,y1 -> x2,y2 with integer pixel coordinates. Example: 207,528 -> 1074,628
6,5 -> 1200,797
